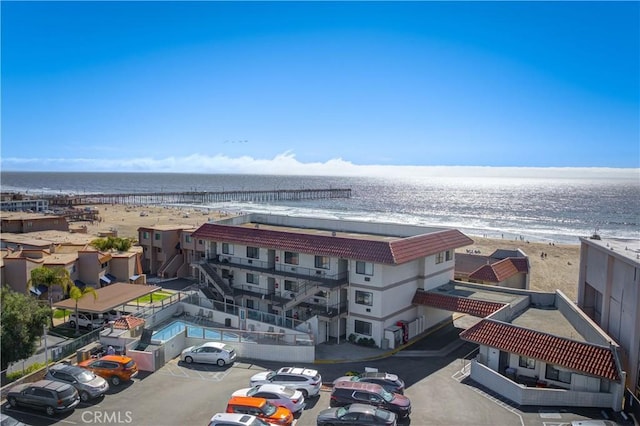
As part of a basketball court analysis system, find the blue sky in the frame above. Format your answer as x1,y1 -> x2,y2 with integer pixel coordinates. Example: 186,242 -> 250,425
1,1 -> 639,176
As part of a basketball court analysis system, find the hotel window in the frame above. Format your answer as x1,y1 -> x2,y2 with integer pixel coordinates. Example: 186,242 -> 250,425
355,290 -> 373,306
284,280 -> 298,292
314,256 -> 330,269
154,233 -> 161,241
545,364 -> 572,384
354,320 -> 372,336
355,261 -> 373,276
284,251 -> 299,265
445,250 -> 453,261
436,252 -> 444,264
222,243 -> 233,255
185,235 -> 192,243
143,231 -> 149,239
247,246 -> 259,259
198,240 -> 203,245
518,356 -> 536,369
246,273 -> 258,285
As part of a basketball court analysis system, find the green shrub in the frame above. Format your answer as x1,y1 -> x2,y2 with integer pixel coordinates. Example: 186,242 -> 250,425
5,362 -> 46,383
348,333 -> 357,343
356,337 -> 377,348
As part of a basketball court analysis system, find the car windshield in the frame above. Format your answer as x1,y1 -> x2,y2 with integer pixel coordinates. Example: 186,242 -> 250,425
336,406 -> 348,417
266,372 -> 275,380
124,360 -> 135,369
262,402 -> 277,416
246,386 -> 260,397
375,408 -> 394,420
380,388 -> 394,402
76,370 -> 96,383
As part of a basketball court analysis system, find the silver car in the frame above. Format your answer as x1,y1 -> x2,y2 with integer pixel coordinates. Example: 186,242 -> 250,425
249,367 -> 322,398
45,363 -> 109,402
232,384 -> 305,414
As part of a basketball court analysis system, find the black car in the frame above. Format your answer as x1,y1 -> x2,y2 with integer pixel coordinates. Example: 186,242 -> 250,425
330,381 -> 411,418
333,372 -> 405,394
317,403 -> 397,426
6,380 -> 80,416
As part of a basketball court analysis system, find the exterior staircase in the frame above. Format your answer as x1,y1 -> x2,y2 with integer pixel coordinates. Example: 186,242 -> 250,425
195,262 -> 235,299
283,279 -> 322,310
158,253 -> 183,278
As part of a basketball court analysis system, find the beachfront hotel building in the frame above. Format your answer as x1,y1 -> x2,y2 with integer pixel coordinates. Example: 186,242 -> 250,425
172,214 -> 474,347
577,236 -> 640,398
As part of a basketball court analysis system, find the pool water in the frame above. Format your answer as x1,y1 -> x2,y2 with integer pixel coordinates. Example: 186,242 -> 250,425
151,320 -> 241,342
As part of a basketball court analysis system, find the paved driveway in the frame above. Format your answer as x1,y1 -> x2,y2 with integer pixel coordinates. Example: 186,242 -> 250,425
1,341 -> 618,426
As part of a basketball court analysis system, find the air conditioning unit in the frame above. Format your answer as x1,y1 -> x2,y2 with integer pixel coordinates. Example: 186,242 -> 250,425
364,277 -> 371,282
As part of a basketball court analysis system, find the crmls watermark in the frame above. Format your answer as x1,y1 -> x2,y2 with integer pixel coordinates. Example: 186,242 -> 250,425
81,411 -> 133,424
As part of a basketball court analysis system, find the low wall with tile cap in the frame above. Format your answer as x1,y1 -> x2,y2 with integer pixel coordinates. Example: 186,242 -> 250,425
555,290 -> 613,347
470,359 -> 620,410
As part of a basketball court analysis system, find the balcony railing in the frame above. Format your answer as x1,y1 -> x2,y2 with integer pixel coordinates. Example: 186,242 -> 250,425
209,255 -> 348,286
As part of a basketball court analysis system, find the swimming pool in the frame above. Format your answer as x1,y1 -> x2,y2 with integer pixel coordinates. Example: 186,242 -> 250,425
151,320 -> 242,343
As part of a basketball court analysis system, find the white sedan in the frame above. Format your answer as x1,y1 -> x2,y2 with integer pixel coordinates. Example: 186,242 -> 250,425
232,384 -> 305,414
180,342 -> 237,366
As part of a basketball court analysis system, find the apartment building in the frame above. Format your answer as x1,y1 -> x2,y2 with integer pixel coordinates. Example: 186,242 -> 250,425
137,225 -> 197,277
184,214 -> 473,347
577,236 -> 640,397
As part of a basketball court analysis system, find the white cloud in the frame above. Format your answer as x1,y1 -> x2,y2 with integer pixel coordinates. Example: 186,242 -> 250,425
1,152 -> 638,179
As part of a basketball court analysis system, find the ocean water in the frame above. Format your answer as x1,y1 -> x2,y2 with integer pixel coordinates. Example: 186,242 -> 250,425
1,171 -> 638,244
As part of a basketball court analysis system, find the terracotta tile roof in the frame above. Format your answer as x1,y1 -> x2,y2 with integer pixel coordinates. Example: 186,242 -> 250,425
192,224 -> 473,265
469,258 -> 521,282
510,257 -> 530,273
459,319 -> 620,381
113,315 -> 145,330
411,290 -> 506,317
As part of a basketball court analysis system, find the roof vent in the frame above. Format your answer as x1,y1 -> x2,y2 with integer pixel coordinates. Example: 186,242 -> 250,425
332,231 -> 336,236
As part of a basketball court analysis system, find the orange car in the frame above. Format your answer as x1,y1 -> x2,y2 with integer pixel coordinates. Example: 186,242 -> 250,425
78,355 -> 138,386
226,396 -> 293,426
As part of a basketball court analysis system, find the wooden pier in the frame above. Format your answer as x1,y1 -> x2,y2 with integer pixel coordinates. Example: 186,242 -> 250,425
48,188 -> 351,207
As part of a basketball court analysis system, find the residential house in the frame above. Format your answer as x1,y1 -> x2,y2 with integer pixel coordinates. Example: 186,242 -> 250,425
577,236 -> 640,398
1,212 -> 68,233
137,225 -> 194,277
455,248 -> 530,289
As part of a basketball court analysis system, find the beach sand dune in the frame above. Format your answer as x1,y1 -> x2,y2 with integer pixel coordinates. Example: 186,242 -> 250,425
72,204 -> 580,301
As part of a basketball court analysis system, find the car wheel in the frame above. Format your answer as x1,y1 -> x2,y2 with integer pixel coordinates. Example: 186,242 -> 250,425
45,405 -> 56,416
80,391 -> 91,402
216,359 -> 225,367
184,356 -> 193,364
299,389 -> 309,398
111,376 -> 121,386
69,321 -> 76,328
7,397 -> 17,408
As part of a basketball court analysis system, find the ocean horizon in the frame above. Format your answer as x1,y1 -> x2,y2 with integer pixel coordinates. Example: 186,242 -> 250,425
1,170 -> 638,245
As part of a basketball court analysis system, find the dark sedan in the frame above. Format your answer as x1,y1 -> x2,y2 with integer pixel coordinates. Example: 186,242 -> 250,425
317,403 -> 397,426
6,380 -> 80,417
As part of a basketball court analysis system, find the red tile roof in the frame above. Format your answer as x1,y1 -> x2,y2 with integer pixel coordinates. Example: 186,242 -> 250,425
192,224 -> 473,265
113,315 -> 145,330
470,258 -> 521,282
459,319 -> 620,381
411,290 -> 506,317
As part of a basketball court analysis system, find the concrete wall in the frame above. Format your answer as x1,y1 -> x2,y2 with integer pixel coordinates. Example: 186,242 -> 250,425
555,290 -> 613,346
184,336 -> 314,363
470,359 -> 618,409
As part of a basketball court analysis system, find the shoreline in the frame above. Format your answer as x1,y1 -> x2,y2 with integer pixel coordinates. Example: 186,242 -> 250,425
67,203 -> 582,301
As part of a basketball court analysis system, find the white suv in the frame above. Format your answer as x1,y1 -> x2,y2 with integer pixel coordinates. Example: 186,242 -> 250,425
68,312 -> 105,330
249,367 -> 322,398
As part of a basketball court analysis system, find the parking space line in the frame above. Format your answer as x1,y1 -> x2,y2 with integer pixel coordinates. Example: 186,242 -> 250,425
4,407 -> 77,424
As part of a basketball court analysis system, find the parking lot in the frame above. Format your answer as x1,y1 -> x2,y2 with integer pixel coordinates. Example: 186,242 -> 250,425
1,337 -> 618,426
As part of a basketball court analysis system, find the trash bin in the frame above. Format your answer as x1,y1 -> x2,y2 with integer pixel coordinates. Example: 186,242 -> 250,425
76,349 -> 90,363
225,318 -> 232,327
381,338 -> 389,350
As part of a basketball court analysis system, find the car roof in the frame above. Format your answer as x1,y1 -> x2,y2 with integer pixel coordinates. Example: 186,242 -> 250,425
276,367 -> 317,377
201,342 -> 229,349
30,379 -> 73,391
254,383 -> 289,393
98,355 -> 133,363
209,412 -> 258,425
50,363 -> 84,374
227,396 -> 267,407
347,403 -> 381,414
333,380 -> 382,392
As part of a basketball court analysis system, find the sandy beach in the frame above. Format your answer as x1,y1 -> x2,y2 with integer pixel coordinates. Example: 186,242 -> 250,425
71,204 -> 581,301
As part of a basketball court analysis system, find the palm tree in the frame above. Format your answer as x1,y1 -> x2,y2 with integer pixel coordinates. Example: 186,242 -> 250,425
68,285 -> 98,335
27,266 -> 73,327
